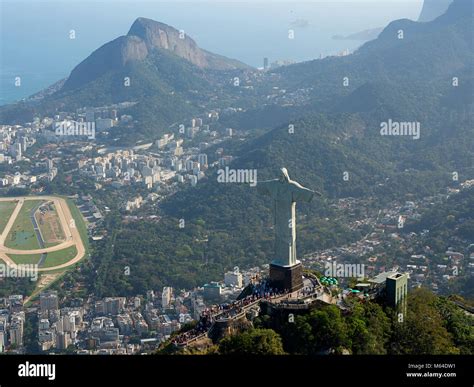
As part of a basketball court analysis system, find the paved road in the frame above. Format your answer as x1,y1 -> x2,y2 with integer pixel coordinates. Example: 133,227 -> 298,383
30,202 -> 46,249
37,253 -> 48,267
0,198 -> 24,246
0,196 -> 86,272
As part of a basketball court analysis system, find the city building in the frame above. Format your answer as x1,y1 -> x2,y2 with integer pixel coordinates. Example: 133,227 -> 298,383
162,287 -> 172,309
40,291 -> 59,312
224,271 -> 243,288
203,283 -> 223,301
386,272 -> 409,308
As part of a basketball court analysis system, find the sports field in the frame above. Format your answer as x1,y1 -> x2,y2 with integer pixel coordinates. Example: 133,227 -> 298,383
6,253 -> 42,265
0,196 -> 88,302
0,196 -> 87,272
35,201 -> 65,248
41,246 -> 78,268
5,200 -> 44,250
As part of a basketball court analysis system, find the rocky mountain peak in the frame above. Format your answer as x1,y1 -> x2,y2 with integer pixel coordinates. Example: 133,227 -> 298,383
127,17 -> 208,68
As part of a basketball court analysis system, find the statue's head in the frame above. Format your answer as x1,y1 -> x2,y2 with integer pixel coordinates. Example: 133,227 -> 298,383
280,168 -> 290,182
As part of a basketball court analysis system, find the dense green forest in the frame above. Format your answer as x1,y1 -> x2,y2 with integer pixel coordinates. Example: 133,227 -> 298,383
0,277 -> 35,298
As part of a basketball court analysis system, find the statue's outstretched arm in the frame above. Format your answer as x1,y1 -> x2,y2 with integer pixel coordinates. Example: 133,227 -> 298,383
291,181 -> 322,202
256,179 -> 278,196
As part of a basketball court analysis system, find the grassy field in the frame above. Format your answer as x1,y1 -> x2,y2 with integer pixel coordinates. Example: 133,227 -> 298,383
7,246 -> 78,268
5,200 -> 45,250
0,201 -> 17,234
6,253 -> 42,265
36,202 -> 65,248
42,246 -> 77,268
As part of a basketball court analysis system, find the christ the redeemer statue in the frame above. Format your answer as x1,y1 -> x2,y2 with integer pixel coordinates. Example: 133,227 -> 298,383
257,168 -> 320,267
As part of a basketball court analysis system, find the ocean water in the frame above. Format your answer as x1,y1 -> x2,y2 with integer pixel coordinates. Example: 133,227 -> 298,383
0,0 -> 423,106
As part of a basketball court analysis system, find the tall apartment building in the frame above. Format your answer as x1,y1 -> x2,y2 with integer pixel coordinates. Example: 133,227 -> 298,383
40,291 -> 59,312
162,287 -> 173,309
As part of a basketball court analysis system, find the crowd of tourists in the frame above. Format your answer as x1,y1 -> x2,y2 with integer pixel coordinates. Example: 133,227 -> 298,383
171,315 -> 212,345
172,280 -> 288,345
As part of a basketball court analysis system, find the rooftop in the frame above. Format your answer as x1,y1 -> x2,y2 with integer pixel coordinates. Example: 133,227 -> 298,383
368,270 -> 399,285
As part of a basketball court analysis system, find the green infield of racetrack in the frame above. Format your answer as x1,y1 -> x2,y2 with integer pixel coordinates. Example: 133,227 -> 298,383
41,245 -> 78,268
6,253 -> 42,265
5,200 -> 45,250
36,203 -> 65,248
7,245 -> 77,268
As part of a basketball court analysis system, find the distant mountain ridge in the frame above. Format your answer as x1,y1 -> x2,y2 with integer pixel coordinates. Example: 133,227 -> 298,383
332,27 -> 383,42
418,0 -> 454,21
330,0 -> 456,43
277,0 -> 473,94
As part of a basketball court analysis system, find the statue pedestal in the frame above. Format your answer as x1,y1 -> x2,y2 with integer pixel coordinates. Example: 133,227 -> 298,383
269,261 -> 303,292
